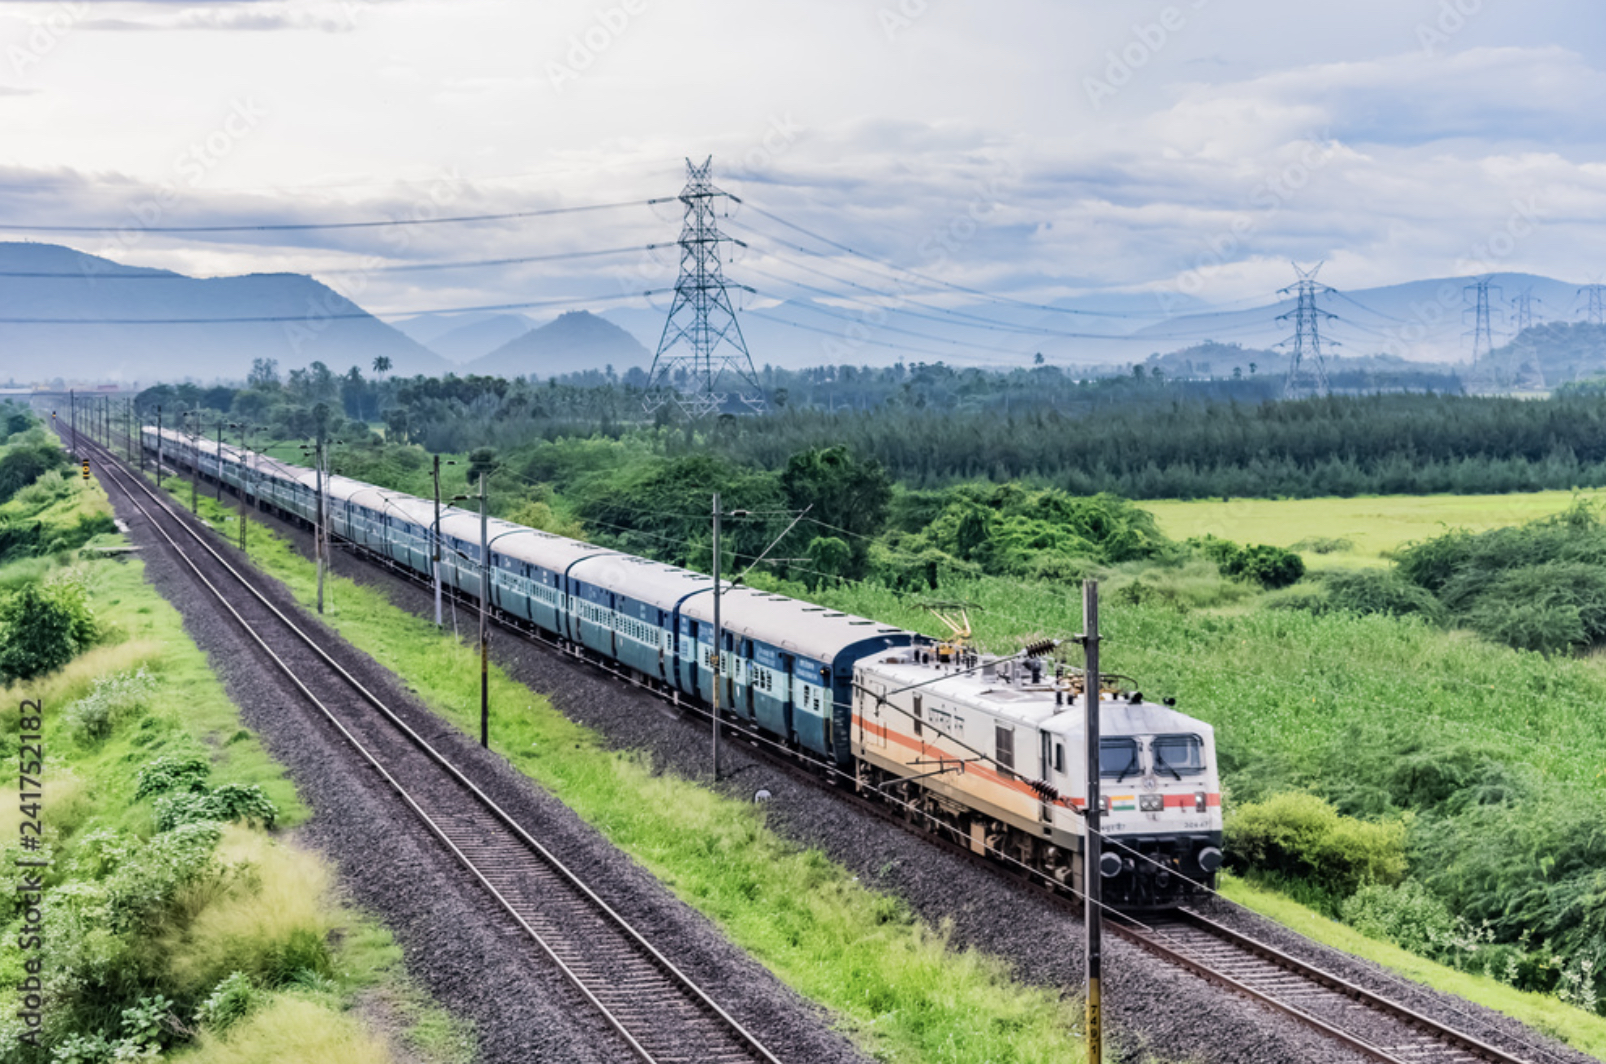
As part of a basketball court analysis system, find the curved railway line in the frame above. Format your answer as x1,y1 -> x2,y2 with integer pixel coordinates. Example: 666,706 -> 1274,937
81,434 -> 785,1064
109,434 -> 1576,1064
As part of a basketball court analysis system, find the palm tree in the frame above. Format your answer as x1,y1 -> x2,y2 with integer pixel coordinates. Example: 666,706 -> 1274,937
370,356 -> 392,426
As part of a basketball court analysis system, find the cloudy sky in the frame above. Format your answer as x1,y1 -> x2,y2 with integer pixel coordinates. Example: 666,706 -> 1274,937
0,0 -> 1601,325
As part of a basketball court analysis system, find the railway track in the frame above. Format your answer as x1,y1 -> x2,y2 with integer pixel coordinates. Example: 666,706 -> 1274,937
1118,909 -> 1538,1064
83,435 -> 784,1064
125,438 -> 1569,1064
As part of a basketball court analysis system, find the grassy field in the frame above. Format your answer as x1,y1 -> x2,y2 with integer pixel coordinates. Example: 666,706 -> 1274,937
1141,489 -> 1606,568
156,479 -> 1092,1064
0,465 -> 469,1062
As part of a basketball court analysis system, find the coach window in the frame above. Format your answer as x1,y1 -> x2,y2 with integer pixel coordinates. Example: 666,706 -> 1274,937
912,694 -> 923,738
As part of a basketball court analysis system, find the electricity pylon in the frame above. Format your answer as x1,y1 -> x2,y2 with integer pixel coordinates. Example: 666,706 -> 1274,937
1276,263 -> 1336,398
645,157 -> 763,417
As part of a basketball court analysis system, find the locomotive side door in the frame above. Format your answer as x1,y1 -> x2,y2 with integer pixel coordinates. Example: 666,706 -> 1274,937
866,683 -> 887,750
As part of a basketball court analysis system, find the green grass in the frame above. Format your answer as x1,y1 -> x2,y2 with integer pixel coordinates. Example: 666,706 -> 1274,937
0,462 -> 466,1062
1140,490 -> 1606,569
1221,874 -> 1606,1057
156,477 -> 1095,1063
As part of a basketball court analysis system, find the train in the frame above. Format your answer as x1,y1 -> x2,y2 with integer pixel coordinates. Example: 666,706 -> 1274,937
141,425 -> 1223,907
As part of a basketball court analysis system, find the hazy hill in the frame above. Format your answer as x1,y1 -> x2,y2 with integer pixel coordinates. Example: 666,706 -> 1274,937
390,310 -> 537,363
1121,272 -> 1584,366
468,310 -> 652,378
0,242 -> 446,385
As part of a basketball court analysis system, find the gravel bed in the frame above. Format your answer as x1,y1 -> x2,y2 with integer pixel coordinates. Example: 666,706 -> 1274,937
105,470 -> 867,1064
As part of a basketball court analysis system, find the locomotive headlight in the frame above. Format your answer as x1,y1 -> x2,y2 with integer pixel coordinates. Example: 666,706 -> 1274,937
1098,852 -> 1124,878
1139,794 -> 1164,812
1195,791 -> 1208,813
1197,846 -> 1224,873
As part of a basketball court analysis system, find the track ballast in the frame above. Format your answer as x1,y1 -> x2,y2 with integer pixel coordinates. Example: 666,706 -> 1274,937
83,434 -> 785,1064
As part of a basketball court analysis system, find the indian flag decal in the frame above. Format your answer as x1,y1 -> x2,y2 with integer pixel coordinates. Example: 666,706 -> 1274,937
1109,796 -> 1137,812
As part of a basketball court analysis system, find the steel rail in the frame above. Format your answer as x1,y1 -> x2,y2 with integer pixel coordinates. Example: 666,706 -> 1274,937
136,435 -> 1556,1064
86,435 -> 783,1064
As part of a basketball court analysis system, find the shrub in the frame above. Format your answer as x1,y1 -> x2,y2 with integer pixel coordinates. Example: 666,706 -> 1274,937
1341,879 -> 1458,955
1195,537 -> 1306,590
135,754 -> 211,800
182,995 -> 391,1064
1319,569 -> 1447,624
1225,792 -> 1406,907
0,577 -> 98,683
154,785 -> 278,833
1291,536 -> 1354,554
64,667 -> 156,744
195,972 -> 257,1032
1226,544 -> 1306,589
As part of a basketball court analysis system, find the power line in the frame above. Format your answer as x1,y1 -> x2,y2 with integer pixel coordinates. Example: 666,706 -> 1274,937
733,203 -> 1155,320
0,287 -> 670,324
0,197 -> 664,234
0,245 -> 651,280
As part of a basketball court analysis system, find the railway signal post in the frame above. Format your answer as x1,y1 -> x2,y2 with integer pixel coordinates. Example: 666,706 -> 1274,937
455,472 -> 491,746
1080,578 -> 1104,1063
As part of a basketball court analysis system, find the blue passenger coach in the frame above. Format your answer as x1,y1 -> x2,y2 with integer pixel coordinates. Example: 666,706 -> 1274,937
142,425 -> 915,768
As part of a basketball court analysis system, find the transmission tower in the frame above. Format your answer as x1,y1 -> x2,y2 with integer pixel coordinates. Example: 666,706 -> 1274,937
1579,283 -> 1606,326
644,157 -> 763,417
1507,288 -> 1546,390
1463,277 -> 1503,363
1276,263 -> 1336,397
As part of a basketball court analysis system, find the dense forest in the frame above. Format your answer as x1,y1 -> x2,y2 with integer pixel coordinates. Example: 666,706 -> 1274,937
135,359 -> 1606,500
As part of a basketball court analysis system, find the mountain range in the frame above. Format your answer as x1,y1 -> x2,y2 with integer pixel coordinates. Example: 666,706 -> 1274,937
0,242 -> 445,385
0,241 -> 1600,386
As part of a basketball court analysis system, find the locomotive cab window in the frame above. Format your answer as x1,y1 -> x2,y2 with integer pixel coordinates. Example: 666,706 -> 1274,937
1100,737 -> 1140,780
1151,734 -> 1206,777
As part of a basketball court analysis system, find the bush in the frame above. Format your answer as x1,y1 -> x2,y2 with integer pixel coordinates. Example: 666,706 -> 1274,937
1194,537 -> 1306,590
195,972 -> 257,1032
64,667 -> 155,744
1341,879 -> 1458,955
1318,569 -> 1447,624
0,577 -> 98,683
1225,792 -> 1406,908
1291,536 -> 1354,554
135,754 -> 211,800
154,785 -> 278,833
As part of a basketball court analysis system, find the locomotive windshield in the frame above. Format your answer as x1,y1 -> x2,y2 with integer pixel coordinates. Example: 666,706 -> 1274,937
1151,734 -> 1206,777
1099,738 -> 1139,779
